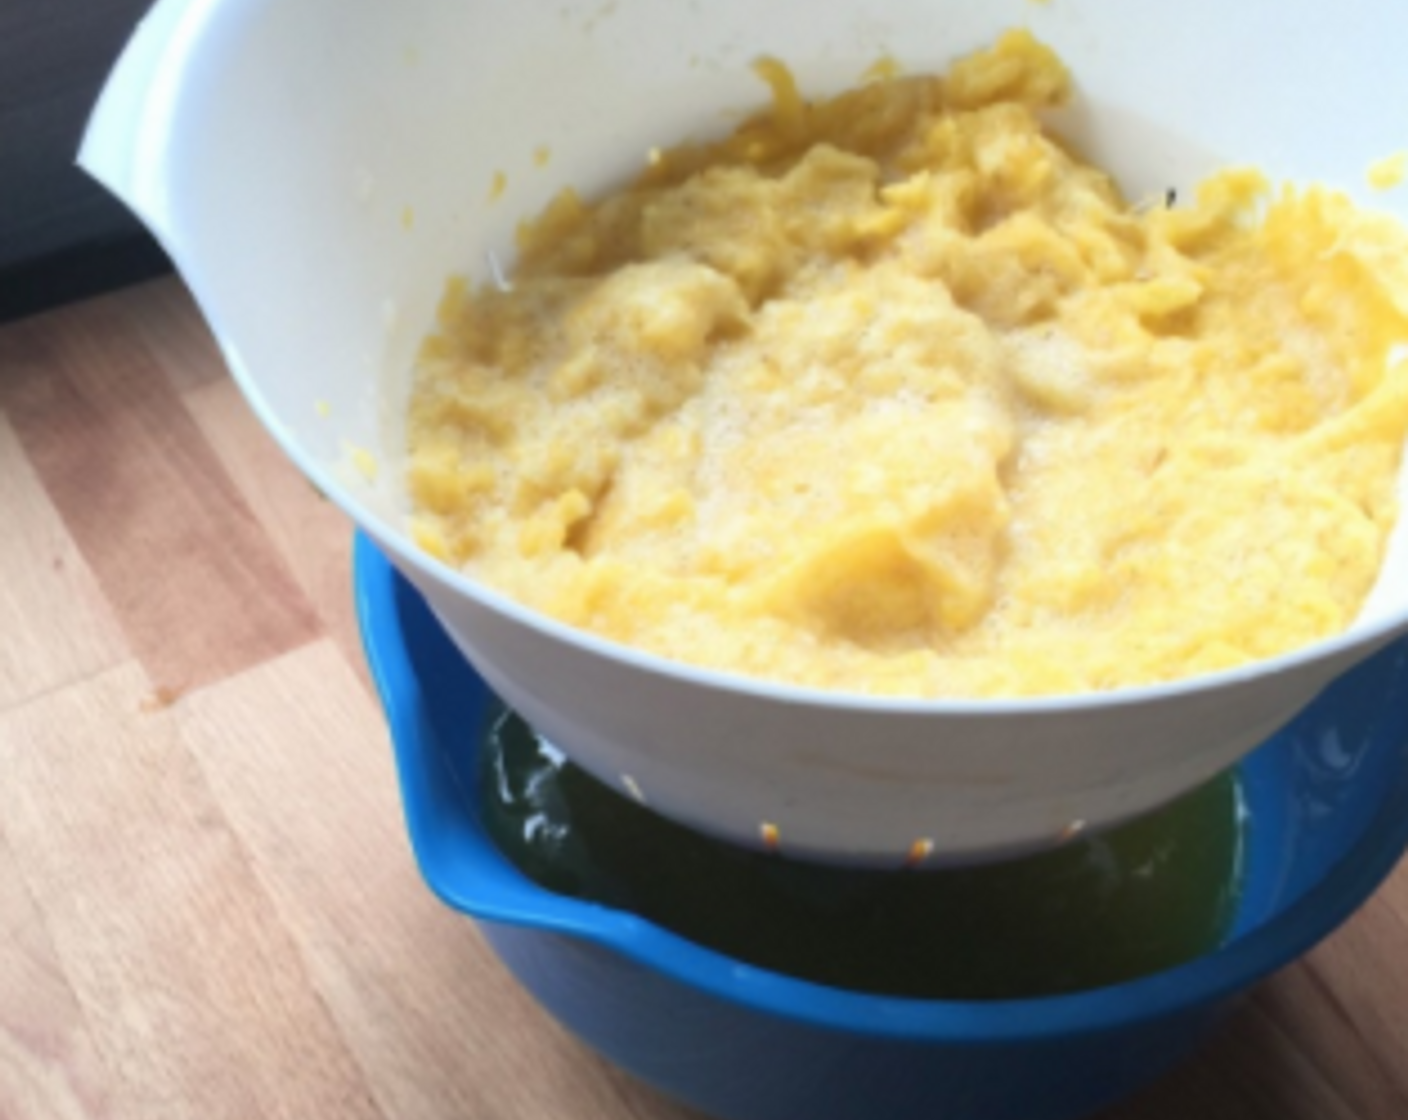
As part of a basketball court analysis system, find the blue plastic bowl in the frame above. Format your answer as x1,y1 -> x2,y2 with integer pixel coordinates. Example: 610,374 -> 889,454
355,534 -> 1408,1120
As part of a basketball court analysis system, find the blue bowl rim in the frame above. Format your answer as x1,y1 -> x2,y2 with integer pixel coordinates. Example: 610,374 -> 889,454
355,533 -> 1408,1044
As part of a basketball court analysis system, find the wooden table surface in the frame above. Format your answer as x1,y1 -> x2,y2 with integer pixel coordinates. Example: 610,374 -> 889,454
2,276 -> 1408,1120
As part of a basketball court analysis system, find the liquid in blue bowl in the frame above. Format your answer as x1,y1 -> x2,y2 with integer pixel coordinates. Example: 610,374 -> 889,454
478,703 -> 1246,1001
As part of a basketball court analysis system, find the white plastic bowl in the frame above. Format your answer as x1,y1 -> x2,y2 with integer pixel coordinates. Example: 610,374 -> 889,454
84,0 -> 1408,865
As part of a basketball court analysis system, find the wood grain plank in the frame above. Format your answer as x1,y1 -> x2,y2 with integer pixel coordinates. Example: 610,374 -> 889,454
1242,903 -> 1408,1119
109,280 -> 227,395
183,376 -> 367,690
0,833 -> 114,1120
0,413 -> 126,711
0,299 -> 321,694
0,664 -> 386,1120
176,641 -> 693,1120
1162,986 -> 1363,1120
1366,857 -> 1408,945
1106,911 -> 1408,1120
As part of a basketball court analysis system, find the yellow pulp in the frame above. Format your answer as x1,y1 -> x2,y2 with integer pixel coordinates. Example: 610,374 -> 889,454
408,31 -> 1408,698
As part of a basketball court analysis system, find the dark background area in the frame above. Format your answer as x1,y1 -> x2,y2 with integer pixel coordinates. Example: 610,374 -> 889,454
1,0 -> 172,324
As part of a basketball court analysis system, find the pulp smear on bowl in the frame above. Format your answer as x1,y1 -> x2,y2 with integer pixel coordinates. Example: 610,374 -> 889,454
406,30 -> 1408,699
480,702 -> 1246,999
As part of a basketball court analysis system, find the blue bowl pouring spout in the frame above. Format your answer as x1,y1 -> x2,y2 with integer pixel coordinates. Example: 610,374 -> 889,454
354,534 -> 1408,1120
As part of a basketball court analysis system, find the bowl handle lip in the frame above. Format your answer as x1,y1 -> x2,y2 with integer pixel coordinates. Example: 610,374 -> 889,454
353,530 -> 1408,1040
353,532 -> 641,943
78,0 -> 216,244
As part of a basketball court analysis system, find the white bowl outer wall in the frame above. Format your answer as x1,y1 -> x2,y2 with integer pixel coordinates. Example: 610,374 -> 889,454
402,556 -> 1382,866
82,0 -> 1408,864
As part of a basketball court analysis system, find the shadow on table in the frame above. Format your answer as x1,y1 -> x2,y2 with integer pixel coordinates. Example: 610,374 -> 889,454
1103,959 -> 1390,1120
